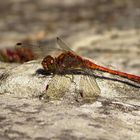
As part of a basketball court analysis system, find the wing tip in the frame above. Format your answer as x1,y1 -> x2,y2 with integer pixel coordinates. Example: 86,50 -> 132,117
56,37 -> 59,40
56,36 -> 64,45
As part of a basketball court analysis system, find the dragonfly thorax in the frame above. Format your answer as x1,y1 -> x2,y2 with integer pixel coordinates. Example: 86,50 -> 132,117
57,52 -> 83,66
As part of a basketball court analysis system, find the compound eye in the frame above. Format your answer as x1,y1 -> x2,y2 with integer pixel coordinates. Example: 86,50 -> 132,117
41,55 -> 55,71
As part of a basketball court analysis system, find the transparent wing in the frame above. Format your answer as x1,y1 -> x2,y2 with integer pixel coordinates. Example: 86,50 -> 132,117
41,74 -> 100,103
56,37 -> 75,53
15,41 -> 44,58
0,37 -> 76,63
15,37 -> 73,58
42,75 -> 72,101
74,74 -> 101,103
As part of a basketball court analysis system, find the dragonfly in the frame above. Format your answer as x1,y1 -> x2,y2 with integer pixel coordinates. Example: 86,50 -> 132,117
0,37 -> 139,102
1,37 -> 139,84
0,38 -> 101,102
42,37 -> 140,84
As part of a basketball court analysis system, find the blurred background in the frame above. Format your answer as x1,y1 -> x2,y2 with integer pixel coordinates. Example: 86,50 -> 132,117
0,0 -> 140,73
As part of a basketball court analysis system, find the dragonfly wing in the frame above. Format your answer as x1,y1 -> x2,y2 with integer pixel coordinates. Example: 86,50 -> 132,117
15,37 -> 75,59
41,74 -> 100,103
6,37 -> 77,63
42,74 -> 72,101
74,75 -> 101,103
17,41 -> 46,56
56,37 -> 75,52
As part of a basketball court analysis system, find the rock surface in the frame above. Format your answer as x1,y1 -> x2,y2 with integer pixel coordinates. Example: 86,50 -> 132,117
0,0 -> 140,140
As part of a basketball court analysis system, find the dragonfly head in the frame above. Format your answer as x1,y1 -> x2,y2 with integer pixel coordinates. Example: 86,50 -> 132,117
41,55 -> 56,73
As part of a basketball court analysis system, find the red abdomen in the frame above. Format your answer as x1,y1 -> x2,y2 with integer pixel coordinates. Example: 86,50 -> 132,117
84,58 -> 140,83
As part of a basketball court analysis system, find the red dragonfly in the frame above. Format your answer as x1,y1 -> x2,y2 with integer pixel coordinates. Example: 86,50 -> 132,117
42,37 -> 140,84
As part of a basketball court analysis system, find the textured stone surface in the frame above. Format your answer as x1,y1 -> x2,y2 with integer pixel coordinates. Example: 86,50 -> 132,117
0,60 -> 101,103
0,0 -> 140,140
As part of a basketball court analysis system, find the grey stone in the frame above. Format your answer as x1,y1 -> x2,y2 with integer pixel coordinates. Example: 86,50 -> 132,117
0,0 -> 140,139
